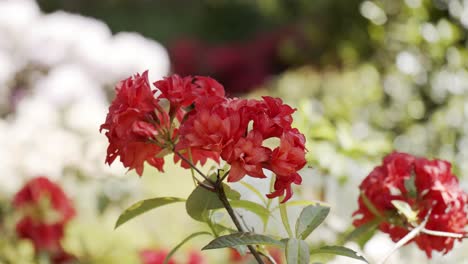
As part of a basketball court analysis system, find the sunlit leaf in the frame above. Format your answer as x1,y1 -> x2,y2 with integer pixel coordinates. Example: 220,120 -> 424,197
295,204 -> 330,239
310,246 -> 368,263
286,238 -> 310,264
115,197 -> 185,229
391,200 -> 418,223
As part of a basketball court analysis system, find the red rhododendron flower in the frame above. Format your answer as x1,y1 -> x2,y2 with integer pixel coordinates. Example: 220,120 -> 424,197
253,96 -> 295,139
176,98 -> 245,168
353,152 -> 468,257
140,249 -> 177,264
13,177 -> 76,264
100,71 -> 168,175
221,131 -> 271,182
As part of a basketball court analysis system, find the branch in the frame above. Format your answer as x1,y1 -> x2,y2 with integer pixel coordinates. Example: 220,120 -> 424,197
174,151 -> 215,185
421,228 -> 465,239
216,181 -> 265,264
377,213 -> 430,264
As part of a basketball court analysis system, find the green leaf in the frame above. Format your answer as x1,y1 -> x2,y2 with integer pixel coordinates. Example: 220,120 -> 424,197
186,184 -> 240,222
224,184 -> 241,200
186,187 -> 221,222
229,200 -> 270,226
404,171 -> 417,199
286,238 -> 310,264
279,201 -> 294,238
310,246 -> 368,263
115,197 -> 185,229
163,232 -> 212,264
344,219 -> 378,247
391,200 -> 418,223
202,232 -> 284,250
295,204 -> 330,239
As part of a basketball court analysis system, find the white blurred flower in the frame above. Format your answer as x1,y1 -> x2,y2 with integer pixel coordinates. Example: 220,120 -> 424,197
22,11 -> 112,67
0,0 -> 40,52
65,97 -> 108,135
106,32 -> 170,82
363,233 -> 401,263
0,1 -> 169,191
0,50 -> 15,108
33,63 -> 106,107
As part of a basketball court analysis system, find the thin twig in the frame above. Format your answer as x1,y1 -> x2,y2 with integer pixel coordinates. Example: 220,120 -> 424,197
237,212 -> 254,232
176,152 -> 265,264
421,228 -> 465,239
377,212 -> 430,264
216,185 -> 265,264
174,151 -> 215,184
256,251 -> 277,264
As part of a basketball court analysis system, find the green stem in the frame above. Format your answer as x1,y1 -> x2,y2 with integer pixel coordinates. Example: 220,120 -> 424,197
175,150 -> 265,264
174,151 -> 215,186
216,183 -> 265,264
279,199 -> 294,238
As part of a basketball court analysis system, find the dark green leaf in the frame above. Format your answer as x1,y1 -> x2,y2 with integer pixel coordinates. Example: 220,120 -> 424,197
295,204 -> 330,239
202,232 -> 284,250
224,184 -> 241,200
163,232 -> 212,264
186,184 -> 240,222
115,197 -> 185,229
286,238 -> 310,264
310,246 -> 368,263
186,188 -> 220,221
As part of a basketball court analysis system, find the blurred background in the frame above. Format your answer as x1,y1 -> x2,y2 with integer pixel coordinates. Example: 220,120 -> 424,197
1,0 -> 468,263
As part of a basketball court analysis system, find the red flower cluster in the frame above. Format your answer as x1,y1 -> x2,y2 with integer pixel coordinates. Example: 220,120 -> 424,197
177,95 -> 306,202
353,152 -> 468,257
101,72 -> 307,202
13,177 -> 76,263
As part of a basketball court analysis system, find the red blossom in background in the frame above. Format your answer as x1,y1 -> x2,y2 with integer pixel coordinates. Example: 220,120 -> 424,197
353,152 -> 468,257
228,247 -> 283,264
101,71 -> 307,202
13,177 -> 76,264
140,249 -> 177,264
168,27 -> 305,94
